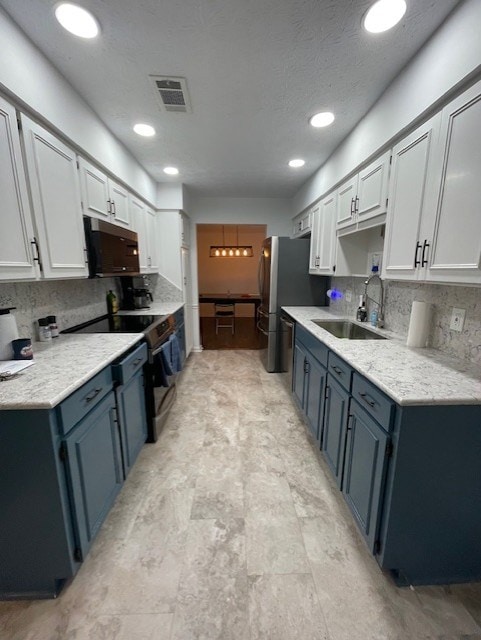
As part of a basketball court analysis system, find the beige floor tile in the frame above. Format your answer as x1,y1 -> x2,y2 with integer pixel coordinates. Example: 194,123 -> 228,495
191,470 -> 244,519
246,513 -> 310,575
244,471 -> 297,517
65,613 -> 174,640
249,573 -> 329,640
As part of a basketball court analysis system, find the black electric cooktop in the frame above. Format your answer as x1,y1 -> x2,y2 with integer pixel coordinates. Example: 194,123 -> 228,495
62,314 -> 164,335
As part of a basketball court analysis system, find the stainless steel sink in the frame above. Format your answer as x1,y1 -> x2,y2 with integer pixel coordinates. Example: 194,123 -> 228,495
311,320 -> 388,340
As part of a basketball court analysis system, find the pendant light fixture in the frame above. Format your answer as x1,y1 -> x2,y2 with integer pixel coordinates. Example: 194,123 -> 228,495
210,225 -> 253,257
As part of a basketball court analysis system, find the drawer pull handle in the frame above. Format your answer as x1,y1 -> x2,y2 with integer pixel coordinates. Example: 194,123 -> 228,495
332,365 -> 343,376
358,391 -> 376,408
132,357 -> 143,367
85,387 -> 103,404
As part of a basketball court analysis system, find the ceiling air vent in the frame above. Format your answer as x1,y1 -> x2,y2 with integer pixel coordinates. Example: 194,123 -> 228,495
150,76 -> 191,113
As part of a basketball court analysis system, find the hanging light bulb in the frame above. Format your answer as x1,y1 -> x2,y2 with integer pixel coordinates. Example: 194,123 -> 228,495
222,249 -> 227,256
243,248 -> 248,256
215,249 -> 220,256
229,249 -> 234,256
235,248 -> 240,256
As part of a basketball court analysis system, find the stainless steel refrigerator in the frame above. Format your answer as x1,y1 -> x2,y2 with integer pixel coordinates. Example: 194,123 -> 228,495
257,236 -> 329,372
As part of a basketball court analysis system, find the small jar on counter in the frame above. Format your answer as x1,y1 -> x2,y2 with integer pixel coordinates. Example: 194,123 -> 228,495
47,315 -> 59,338
38,318 -> 52,342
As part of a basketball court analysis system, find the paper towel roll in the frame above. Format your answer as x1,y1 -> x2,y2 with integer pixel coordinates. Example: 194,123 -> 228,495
0,312 -> 19,360
406,301 -> 432,348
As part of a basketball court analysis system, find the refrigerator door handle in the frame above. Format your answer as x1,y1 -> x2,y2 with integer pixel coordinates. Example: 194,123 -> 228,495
257,250 -> 264,298
256,321 -> 269,336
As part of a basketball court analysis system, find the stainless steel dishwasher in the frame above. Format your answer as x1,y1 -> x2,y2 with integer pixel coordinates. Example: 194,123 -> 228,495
279,315 -> 294,391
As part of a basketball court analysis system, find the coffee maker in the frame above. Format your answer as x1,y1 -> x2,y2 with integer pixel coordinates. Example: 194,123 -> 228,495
119,275 -> 154,310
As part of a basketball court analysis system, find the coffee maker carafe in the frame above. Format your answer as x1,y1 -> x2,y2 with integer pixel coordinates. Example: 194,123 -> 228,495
133,287 -> 153,309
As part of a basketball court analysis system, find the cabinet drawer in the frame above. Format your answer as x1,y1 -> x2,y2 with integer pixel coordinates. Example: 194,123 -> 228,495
112,342 -> 148,386
352,373 -> 395,430
295,324 -> 328,368
57,367 -> 113,435
327,352 -> 353,391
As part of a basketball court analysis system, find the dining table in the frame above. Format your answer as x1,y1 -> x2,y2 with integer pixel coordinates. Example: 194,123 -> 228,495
199,293 -> 261,317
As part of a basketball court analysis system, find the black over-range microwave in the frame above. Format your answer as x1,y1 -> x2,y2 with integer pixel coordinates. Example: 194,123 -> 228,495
83,216 -> 140,277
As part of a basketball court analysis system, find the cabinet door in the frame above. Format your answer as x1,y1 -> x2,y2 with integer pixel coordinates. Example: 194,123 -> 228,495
78,157 -> 110,221
109,179 -> 130,228
317,193 -> 337,275
304,355 -> 326,443
308,204 -> 321,273
180,213 -> 190,247
322,375 -> 349,487
116,370 -> 147,475
293,341 -> 306,408
0,97 -> 39,280
21,116 -> 88,279
130,196 -> 148,272
426,80 -> 481,284
181,247 -> 193,356
357,151 -> 390,223
382,115 -> 441,282
64,392 -> 123,559
146,208 -> 159,272
336,175 -> 358,228
342,400 -> 389,552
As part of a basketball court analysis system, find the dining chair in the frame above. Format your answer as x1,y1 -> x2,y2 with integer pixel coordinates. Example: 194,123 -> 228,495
214,302 -> 235,335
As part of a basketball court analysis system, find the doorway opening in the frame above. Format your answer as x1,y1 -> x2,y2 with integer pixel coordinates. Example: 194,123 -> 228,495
197,223 -> 266,349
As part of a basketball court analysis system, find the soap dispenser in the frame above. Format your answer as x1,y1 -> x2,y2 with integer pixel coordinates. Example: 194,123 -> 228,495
356,296 -> 367,322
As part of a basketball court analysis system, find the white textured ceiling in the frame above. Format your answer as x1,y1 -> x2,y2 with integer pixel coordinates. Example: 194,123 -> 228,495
0,0 -> 461,197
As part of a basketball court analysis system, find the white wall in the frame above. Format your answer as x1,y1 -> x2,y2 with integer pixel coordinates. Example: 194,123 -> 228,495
0,7 -> 157,205
190,196 -> 292,236
293,0 -> 481,215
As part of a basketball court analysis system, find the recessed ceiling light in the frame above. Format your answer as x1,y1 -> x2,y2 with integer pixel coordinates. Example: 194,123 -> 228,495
363,0 -> 407,34
133,123 -> 156,137
163,166 -> 179,176
54,3 -> 100,39
309,112 -> 335,128
288,159 -> 305,168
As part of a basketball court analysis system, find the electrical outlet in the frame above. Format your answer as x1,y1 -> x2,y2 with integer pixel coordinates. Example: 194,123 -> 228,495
450,308 -> 466,332
345,289 -> 352,303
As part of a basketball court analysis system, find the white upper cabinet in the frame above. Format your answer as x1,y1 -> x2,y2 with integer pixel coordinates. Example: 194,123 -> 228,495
383,114 -> 442,281
0,96 -> 39,281
78,157 -> 110,221
130,196 -> 158,274
425,79 -> 481,284
79,158 -> 131,228
309,194 -> 337,275
336,152 -> 391,231
109,179 -> 130,228
291,209 -> 312,238
384,78 -> 481,285
21,115 -> 88,279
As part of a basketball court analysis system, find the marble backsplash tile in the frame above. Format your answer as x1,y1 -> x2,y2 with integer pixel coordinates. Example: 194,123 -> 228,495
329,277 -> 481,365
0,274 -> 182,341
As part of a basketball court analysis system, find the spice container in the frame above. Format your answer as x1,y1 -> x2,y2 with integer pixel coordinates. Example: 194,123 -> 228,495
47,315 -> 59,338
38,318 -> 52,342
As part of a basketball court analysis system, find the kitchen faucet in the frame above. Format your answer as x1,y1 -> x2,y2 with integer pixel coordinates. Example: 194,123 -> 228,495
364,274 -> 384,327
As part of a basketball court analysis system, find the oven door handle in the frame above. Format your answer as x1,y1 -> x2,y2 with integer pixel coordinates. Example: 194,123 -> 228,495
151,338 -> 173,357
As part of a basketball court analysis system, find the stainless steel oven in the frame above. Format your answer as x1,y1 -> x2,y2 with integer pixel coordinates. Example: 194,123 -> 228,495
62,313 -> 182,442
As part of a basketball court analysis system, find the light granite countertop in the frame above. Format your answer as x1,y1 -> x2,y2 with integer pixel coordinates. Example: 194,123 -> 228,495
282,306 -> 481,406
0,333 -> 143,410
118,301 -> 184,317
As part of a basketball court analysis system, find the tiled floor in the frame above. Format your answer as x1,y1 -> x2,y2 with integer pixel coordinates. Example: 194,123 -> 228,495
2,350 -> 481,639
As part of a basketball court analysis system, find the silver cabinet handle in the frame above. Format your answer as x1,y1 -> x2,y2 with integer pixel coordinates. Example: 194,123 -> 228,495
30,237 -> 42,270
414,241 -> 422,267
358,391 -> 376,408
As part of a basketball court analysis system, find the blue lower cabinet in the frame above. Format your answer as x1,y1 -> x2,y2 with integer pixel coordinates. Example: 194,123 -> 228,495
116,369 -> 147,475
293,341 -> 307,408
342,399 -> 390,552
304,354 -> 327,443
321,374 -> 350,487
292,338 -> 327,444
63,391 -> 124,559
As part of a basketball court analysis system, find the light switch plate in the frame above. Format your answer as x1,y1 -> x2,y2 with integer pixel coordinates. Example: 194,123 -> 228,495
450,308 -> 466,332
345,289 -> 352,303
